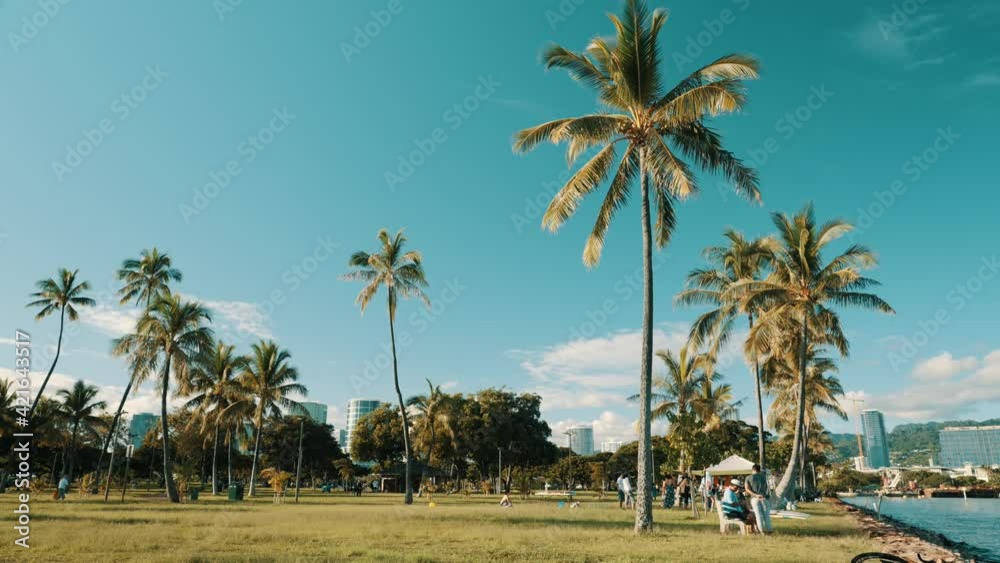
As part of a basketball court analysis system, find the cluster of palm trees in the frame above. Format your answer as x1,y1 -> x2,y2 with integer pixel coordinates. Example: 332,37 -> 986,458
20,249 -> 308,503
515,0 -> 893,532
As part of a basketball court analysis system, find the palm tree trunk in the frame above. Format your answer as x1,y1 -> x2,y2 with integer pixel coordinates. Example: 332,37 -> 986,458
799,424 -> 810,490
96,373 -> 136,482
248,414 -> 263,497
160,355 -> 179,503
388,307 -> 414,505
227,429 -> 233,488
211,423 -> 220,495
749,314 -> 766,470
67,421 -> 80,482
28,307 -> 65,419
634,162 -> 654,534
774,312 -> 809,502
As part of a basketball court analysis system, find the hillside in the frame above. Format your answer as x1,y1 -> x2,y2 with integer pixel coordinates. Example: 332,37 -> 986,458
825,418 -> 1000,466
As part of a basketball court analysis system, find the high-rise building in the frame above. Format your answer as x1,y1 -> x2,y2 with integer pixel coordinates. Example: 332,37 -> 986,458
601,440 -> 623,454
129,413 -> 158,449
339,429 -> 348,449
345,398 -> 381,455
566,426 -> 595,455
939,425 -> 1000,467
299,401 -> 328,425
861,409 -> 891,469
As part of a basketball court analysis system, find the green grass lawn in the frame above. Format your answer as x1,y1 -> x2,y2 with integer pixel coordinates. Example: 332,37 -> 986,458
3,490 -> 877,562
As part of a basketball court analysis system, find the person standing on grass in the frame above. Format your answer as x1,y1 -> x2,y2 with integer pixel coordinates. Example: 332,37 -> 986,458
746,464 -> 772,534
616,474 -> 626,509
677,474 -> 690,508
57,475 -> 70,500
661,475 -> 676,509
623,474 -> 635,509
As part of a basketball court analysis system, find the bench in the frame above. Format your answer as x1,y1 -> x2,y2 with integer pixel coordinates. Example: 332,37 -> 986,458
715,498 -> 747,535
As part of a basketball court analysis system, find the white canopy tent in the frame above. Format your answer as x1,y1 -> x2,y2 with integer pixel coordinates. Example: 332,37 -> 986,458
694,454 -> 755,477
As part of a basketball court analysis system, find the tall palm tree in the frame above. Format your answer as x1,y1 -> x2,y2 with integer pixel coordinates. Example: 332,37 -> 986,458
232,341 -> 306,497
513,0 -> 760,532
406,379 -> 455,479
0,379 -> 15,440
25,269 -> 94,418
112,294 -> 212,503
342,228 -> 430,505
693,371 -> 742,433
56,380 -> 107,482
183,341 -> 247,495
675,230 -> 774,468
763,340 -> 846,489
739,204 -> 893,501
98,249 -> 182,485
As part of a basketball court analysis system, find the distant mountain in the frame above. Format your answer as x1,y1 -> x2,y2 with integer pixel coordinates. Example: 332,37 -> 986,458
825,418 -> 1000,466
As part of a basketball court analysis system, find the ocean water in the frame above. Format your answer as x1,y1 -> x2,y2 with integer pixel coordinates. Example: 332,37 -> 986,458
842,497 -> 1000,561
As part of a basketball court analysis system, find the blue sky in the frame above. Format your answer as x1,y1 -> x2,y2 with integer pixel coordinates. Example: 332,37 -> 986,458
2,0 -> 999,445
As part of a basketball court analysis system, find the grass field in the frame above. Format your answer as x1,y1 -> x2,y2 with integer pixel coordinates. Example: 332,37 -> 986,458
3,491 -> 877,562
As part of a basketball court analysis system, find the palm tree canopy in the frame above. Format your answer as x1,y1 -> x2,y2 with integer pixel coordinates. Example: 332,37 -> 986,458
513,0 -> 761,267
233,340 -> 307,423
111,294 -> 214,388
739,203 -> 895,359
183,340 -> 248,432
342,228 -> 430,321
57,380 -> 108,433
116,247 -> 182,306
26,268 -> 95,320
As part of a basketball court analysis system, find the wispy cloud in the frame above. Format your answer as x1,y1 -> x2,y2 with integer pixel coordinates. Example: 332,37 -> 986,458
966,72 -> 1000,87
912,352 -> 977,381
79,304 -> 139,337
847,9 -> 949,67
198,298 -> 273,340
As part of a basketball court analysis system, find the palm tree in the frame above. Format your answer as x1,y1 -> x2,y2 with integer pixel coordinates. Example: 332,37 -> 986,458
25,269 -> 94,418
739,204 -> 893,501
0,379 -> 15,441
232,341 -> 306,497
56,380 -> 107,482
112,294 -> 212,503
763,340 -> 846,489
629,344 -> 710,473
693,371 -> 742,434
183,341 -> 247,495
342,228 -> 430,505
98,249 -> 182,485
675,230 -> 774,468
512,0 -> 760,532
407,379 -> 456,488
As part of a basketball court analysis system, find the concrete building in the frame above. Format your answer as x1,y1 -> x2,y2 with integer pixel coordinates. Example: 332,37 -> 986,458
129,413 -> 158,449
566,426 -> 594,456
939,425 -> 1000,468
339,429 -> 348,449
601,440 -> 623,454
299,401 -> 328,425
861,409 -> 891,469
345,399 -> 381,455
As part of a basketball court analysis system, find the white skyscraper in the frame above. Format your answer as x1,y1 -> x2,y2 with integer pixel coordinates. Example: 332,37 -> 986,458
345,398 -> 381,455
566,425 -> 595,455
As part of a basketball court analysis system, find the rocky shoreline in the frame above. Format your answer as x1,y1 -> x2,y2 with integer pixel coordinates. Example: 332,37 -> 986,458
835,499 -> 993,562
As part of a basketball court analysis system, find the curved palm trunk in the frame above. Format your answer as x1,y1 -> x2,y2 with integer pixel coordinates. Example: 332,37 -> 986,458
227,428 -> 233,488
29,307 -> 65,419
160,356 -> 179,503
749,314 -> 766,470
67,421 -> 80,482
388,308 -> 414,504
799,423 -> 810,490
211,423 -> 220,495
248,414 -> 264,497
634,164 -> 654,533
774,312 -> 809,502
97,374 -> 135,491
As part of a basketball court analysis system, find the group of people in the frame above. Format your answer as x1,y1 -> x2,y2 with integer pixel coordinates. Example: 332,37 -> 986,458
659,473 -> 694,509
719,464 -> 773,534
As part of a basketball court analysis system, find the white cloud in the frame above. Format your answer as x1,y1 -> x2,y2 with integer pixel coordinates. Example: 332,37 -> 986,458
847,10 -> 948,65
912,352 -> 977,380
79,304 -> 139,337
199,299 -> 273,341
847,349 -> 1000,421
0,338 -> 14,346
0,367 -> 183,417
550,410 -> 667,447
